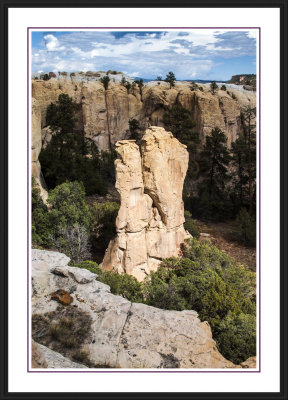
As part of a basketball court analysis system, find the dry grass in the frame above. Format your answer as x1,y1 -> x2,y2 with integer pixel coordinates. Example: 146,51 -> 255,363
32,306 -> 93,366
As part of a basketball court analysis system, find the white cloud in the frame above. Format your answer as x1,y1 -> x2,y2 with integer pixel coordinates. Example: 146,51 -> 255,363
44,34 -> 65,51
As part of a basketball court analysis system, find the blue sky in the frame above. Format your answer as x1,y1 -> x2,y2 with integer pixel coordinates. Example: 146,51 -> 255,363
31,30 -> 257,80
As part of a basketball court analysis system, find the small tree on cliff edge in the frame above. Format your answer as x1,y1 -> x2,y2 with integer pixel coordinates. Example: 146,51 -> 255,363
165,72 -> 176,89
100,75 -> 110,90
210,81 -> 218,95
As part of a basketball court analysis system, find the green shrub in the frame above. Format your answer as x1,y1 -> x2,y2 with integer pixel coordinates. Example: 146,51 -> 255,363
143,238 -> 256,363
32,180 -> 92,262
32,178 -> 52,247
99,271 -> 144,303
216,312 -> 256,364
221,85 -> 227,91
47,181 -> 92,262
232,208 -> 256,246
74,260 -> 103,276
184,211 -> 200,239
48,181 -> 91,230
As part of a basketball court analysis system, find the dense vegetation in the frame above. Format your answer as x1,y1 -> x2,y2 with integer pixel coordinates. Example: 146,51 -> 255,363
73,238 -> 256,364
32,177 -> 121,262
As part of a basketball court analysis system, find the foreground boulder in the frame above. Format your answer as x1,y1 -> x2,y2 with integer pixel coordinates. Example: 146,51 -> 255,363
32,340 -> 86,369
31,249 -> 236,369
101,127 -> 189,281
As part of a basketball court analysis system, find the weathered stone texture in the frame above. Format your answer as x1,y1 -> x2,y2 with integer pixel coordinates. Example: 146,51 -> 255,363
101,127 -> 189,281
32,249 -> 236,369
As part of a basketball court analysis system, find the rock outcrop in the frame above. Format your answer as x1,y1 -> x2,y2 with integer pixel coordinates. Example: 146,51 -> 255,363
101,127 -> 189,281
31,79 -> 256,202
32,79 -> 256,153
31,340 -> 86,369
31,249 -> 236,369
31,98 -> 48,202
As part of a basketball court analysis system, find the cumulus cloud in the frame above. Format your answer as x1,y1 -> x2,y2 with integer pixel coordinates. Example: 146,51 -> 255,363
32,29 -> 257,79
44,34 -> 65,51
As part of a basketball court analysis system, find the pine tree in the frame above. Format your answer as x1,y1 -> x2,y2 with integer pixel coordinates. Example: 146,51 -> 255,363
128,118 -> 141,142
100,75 -> 110,90
135,79 -> 144,99
165,71 -> 176,89
241,106 -> 256,215
46,93 -> 77,134
198,127 -> 231,218
40,94 -> 107,195
210,81 -> 218,94
230,136 -> 249,211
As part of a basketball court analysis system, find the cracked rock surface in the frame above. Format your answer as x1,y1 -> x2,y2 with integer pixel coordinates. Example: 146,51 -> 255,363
101,127 -> 189,281
31,249 -> 235,369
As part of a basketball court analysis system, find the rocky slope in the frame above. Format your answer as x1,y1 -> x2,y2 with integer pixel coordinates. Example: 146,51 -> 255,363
102,127 -> 189,281
31,249 -> 236,369
32,79 -> 256,152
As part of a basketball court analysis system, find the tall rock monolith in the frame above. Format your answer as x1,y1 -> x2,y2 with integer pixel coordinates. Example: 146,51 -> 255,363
101,126 -> 189,281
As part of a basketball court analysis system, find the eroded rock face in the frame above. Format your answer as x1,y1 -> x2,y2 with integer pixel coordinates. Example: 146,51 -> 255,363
101,127 -> 189,281
31,98 -> 48,202
31,249 -> 236,369
32,79 -> 256,153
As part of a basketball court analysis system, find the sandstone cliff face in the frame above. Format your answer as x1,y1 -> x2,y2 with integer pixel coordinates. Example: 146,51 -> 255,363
101,127 -> 189,281
31,98 -> 48,201
32,79 -> 256,153
31,249 -> 236,369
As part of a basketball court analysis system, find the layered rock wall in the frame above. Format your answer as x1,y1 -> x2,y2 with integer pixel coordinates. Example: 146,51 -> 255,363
101,127 -> 189,281
32,79 -> 256,153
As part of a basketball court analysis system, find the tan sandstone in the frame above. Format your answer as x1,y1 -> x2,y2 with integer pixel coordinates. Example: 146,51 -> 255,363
31,98 -> 48,202
32,79 -> 256,154
101,127 -> 189,281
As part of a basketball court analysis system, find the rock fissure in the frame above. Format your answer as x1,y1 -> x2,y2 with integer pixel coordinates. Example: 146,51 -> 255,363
116,302 -> 133,364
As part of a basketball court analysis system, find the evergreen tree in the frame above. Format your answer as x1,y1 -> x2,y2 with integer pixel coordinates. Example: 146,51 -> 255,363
230,136 -> 249,210
100,75 -> 110,90
135,79 -> 144,99
165,71 -> 176,89
241,106 -> 256,215
128,118 -> 141,142
46,93 -> 77,134
198,127 -> 231,218
210,81 -> 218,94
40,94 -> 108,195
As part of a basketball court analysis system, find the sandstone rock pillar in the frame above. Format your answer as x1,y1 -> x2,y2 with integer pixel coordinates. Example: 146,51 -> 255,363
102,126 -> 189,281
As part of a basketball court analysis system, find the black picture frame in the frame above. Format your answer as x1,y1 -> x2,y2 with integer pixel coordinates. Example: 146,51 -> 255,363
0,0 -> 287,399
